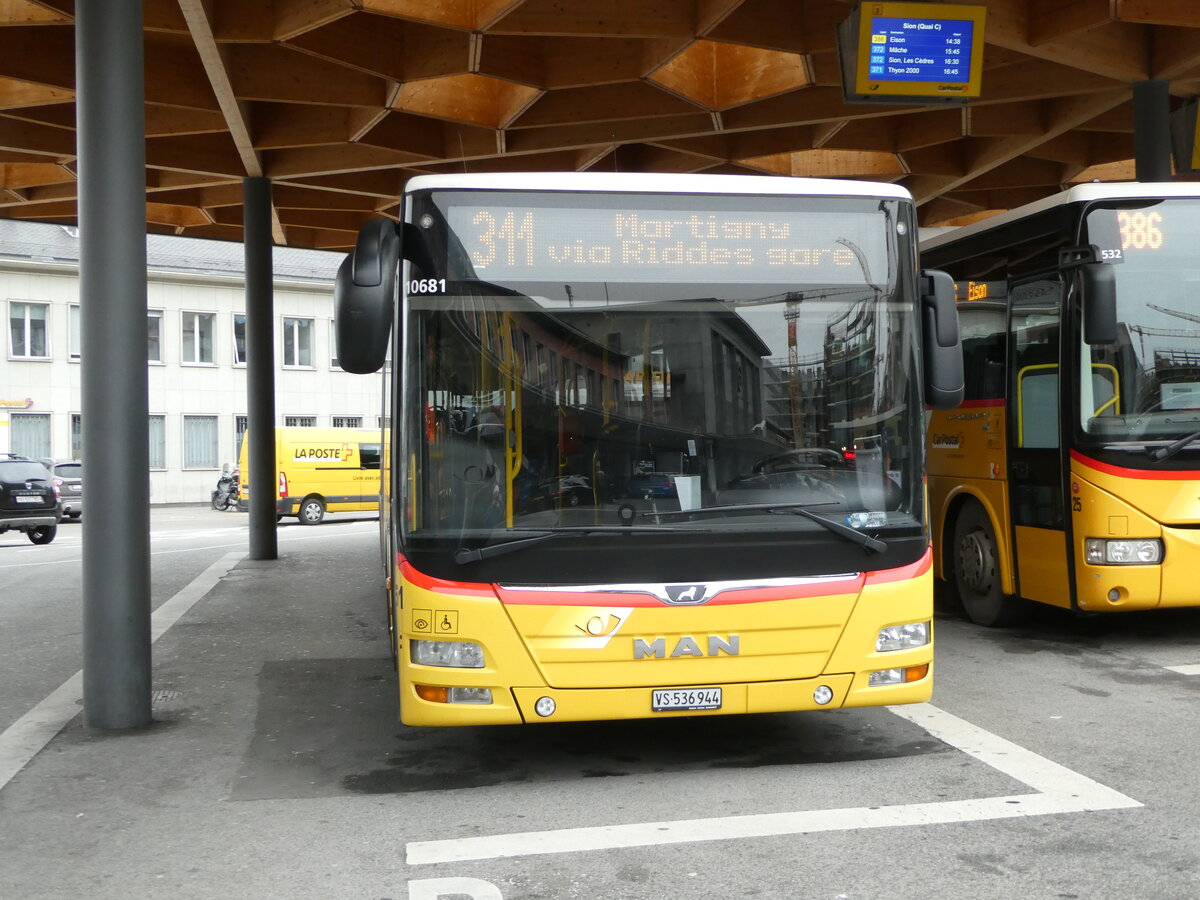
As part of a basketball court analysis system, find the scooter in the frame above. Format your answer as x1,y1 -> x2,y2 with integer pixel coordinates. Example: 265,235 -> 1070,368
211,468 -> 239,511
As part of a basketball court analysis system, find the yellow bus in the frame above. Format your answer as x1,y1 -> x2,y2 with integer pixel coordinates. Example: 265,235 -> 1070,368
334,172 -> 962,725
923,182 -> 1200,625
238,426 -> 381,525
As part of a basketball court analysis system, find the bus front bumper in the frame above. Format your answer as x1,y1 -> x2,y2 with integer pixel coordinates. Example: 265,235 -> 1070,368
398,668 -> 931,727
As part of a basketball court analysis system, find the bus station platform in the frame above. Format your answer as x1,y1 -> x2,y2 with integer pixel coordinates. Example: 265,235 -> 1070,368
0,523 -> 416,898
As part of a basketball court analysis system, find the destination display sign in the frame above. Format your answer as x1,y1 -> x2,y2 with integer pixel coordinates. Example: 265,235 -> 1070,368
839,2 -> 986,104
445,205 -> 889,285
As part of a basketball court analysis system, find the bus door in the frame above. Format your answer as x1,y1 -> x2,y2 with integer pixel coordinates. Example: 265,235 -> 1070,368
1008,277 -> 1072,608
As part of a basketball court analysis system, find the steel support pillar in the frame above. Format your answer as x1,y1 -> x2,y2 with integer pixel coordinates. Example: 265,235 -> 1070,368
77,0 -> 152,730
1133,79 -> 1173,183
243,177 -> 278,560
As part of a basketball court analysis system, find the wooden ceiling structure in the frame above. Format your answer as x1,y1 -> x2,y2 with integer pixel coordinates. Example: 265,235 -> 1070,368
2,0 -> 1200,248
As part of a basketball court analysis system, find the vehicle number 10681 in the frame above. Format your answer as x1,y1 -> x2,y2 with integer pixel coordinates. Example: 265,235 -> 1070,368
408,278 -> 446,294
652,687 -> 722,712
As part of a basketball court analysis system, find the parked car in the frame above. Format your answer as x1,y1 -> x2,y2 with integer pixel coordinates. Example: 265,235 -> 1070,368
624,472 -> 677,499
0,456 -> 61,544
38,458 -> 82,519
532,474 -> 594,508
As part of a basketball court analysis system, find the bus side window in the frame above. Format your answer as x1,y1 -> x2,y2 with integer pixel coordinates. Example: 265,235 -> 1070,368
1017,364 -> 1059,448
1010,279 -> 1063,450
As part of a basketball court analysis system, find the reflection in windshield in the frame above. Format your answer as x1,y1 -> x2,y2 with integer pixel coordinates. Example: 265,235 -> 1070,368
404,192 -> 922,549
1083,200 -> 1200,443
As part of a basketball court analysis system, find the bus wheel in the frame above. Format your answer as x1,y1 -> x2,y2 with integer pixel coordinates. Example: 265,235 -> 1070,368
952,504 -> 1022,627
299,496 -> 325,525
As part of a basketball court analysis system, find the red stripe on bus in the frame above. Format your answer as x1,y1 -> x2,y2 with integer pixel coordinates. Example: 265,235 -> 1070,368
863,547 -> 932,585
1070,450 -> 1200,481
397,551 -> 932,605
399,558 -> 495,597
494,576 -> 866,607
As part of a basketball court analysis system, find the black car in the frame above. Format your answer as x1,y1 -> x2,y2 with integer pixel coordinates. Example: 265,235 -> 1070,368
0,456 -> 61,544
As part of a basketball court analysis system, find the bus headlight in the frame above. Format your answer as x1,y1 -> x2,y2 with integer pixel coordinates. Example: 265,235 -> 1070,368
1084,538 -> 1163,565
875,621 -> 930,652
410,640 -> 485,668
868,663 -> 929,686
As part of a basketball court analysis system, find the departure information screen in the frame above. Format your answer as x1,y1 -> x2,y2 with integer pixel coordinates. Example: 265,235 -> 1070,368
843,2 -> 986,102
867,16 -> 974,83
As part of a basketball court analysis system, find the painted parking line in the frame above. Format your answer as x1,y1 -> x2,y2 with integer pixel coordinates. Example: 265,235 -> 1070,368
1164,664 -> 1200,675
406,702 -> 1141,865
0,551 -> 244,793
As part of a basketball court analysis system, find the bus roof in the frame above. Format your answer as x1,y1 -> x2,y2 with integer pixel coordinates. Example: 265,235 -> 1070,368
922,181 -> 1200,251
405,171 -> 912,201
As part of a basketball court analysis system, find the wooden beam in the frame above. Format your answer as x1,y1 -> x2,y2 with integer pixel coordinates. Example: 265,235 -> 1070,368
227,43 -> 390,108
0,114 -> 74,157
1116,0 -> 1200,28
908,88 -> 1129,205
287,14 -> 471,83
984,0 -> 1151,82
487,0 -> 696,38
1028,0 -> 1114,46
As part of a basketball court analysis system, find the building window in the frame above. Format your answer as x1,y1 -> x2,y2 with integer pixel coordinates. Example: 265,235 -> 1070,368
182,312 -> 214,364
233,314 -> 247,366
285,415 -> 316,427
378,415 -> 391,428
9,301 -> 49,359
329,320 -> 340,369
148,415 -> 166,469
183,415 -> 219,468
148,310 -> 163,363
10,412 -> 51,457
332,416 -> 362,428
69,304 -> 80,360
70,413 -> 83,459
234,415 -> 249,457
282,317 -> 313,368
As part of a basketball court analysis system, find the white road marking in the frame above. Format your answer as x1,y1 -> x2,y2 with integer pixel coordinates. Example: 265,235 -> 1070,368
405,702 -> 1141,865
0,551 -> 244,793
1164,663 -> 1200,675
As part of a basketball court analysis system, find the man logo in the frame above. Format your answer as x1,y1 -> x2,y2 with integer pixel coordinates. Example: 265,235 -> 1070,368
664,584 -> 709,605
634,635 -> 740,658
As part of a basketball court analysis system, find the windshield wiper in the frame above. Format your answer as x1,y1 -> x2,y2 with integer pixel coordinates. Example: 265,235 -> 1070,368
1148,429 -> 1200,462
648,502 -> 887,553
453,525 -> 685,564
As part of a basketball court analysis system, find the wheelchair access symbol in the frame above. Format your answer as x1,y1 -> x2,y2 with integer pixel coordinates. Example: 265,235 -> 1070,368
411,609 -> 458,634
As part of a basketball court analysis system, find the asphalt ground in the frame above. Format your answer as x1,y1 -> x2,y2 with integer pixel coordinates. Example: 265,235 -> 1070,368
2,508 -> 1199,899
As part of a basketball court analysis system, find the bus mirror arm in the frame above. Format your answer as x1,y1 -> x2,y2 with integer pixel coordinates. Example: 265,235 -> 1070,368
920,269 -> 965,410
335,218 -> 401,375
1081,261 -> 1118,345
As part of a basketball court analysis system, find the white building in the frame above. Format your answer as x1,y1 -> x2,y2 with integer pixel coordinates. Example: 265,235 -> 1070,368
1,220 -> 383,504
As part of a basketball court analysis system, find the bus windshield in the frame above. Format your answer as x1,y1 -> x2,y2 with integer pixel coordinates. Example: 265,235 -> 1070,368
401,189 -> 924,579
1081,199 -> 1200,443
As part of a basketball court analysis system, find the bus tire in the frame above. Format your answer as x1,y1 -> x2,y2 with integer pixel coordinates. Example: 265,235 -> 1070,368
952,503 -> 1023,627
299,496 -> 325,525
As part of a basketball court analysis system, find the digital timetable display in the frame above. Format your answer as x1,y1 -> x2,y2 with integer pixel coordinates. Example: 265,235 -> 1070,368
838,2 -> 986,104
444,205 -> 889,285
867,16 -> 974,84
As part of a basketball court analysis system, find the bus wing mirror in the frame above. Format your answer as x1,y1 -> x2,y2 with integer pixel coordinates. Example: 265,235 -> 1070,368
335,219 -> 400,374
1081,261 -> 1117,345
920,268 -> 964,410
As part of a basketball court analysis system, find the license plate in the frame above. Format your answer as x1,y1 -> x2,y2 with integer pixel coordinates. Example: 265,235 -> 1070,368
15,494 -> 43,504
652,687 -> 722,712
